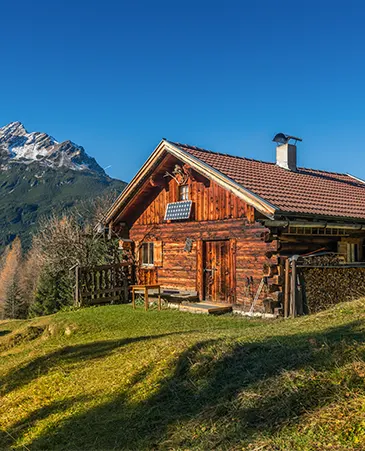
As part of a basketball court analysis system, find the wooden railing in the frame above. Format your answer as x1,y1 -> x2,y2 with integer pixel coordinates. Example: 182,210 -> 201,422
75,262 -> 134,307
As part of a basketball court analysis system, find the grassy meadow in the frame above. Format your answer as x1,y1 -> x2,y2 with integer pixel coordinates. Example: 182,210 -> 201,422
1,301 -> 365,450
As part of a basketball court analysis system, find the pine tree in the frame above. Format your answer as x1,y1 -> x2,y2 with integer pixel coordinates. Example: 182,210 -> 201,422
4,280 -> 23,319
29,268 -> 73,317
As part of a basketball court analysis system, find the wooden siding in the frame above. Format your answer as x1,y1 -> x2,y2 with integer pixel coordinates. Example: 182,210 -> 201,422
115,155 -> 275,308
124,176 -> 255,226
129,219 -> 276,306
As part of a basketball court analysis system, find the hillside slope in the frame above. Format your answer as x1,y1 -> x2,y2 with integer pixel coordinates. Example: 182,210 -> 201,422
0,122 -> 126,249
0,163 -> 124,249
1,302 -> 365,450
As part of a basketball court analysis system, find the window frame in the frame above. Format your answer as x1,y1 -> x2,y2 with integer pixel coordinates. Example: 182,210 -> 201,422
141,242 -> 154,267
178,184 -> 189,201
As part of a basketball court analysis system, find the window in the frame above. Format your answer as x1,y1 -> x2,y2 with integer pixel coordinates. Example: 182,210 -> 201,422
141,242 -> 154,266
347,243 -> 360,263
338,240 -> 362,262
178,185 -> 189,201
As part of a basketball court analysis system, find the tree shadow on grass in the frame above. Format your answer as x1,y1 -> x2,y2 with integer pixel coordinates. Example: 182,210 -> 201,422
0,331 -> 188,397
7,319 -> 365,450
0,330 -> 10,337
0,395 -> 93,450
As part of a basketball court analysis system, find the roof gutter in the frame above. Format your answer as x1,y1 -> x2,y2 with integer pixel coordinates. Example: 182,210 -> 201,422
273,209 -> 365,225
262,219 -> 365,230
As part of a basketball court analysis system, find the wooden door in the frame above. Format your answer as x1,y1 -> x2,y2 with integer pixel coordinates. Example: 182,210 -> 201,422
203,240 -> 230,302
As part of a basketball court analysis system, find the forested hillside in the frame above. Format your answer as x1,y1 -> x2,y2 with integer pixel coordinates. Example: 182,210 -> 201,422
0,163 -> 124,250
0,121 -> 126,250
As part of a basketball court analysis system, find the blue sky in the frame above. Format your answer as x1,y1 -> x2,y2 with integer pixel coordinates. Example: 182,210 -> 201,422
1,0 -> 365,182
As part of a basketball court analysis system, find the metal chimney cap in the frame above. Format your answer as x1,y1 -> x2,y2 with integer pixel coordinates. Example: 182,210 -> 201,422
273,133 -> 302,145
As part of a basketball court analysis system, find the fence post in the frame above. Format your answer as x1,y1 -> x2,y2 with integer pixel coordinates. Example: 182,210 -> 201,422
75,265 -> 80,307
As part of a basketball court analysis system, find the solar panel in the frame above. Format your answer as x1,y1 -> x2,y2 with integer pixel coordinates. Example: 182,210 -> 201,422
164,200 -> 192,221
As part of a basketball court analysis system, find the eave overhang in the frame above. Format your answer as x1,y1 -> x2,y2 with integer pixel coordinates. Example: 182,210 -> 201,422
262,218 -> 365,231
272,210 -> 365,227
103,139 -> 278,225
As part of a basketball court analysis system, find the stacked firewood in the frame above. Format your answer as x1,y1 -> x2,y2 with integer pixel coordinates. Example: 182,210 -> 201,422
300,252 -> 342,266
300,264 -> 365,313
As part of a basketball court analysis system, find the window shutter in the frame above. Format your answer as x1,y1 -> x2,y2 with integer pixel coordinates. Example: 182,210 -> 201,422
135,241 -> 140,265
154,241 -> 163,267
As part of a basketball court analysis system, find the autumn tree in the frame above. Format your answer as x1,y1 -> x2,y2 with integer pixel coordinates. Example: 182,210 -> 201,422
18,246 -> 44,314
0,237 -> 22,319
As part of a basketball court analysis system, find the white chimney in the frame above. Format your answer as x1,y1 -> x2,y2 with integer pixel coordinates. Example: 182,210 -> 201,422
276,143 -> 297,171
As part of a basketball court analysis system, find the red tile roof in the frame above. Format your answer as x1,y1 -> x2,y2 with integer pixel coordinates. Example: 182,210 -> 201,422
170,141 -> 365,221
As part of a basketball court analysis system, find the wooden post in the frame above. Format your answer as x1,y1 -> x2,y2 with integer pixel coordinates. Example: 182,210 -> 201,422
284,258 -> 290,318
296,272 -> 304,316
145,287 -> 149,311
196,240 -> 204,301
158,286 -> 161,311
123,273 -> 128,304
290,259 -> 297,318
75,265 -> 80,307
132,287 -> 136,309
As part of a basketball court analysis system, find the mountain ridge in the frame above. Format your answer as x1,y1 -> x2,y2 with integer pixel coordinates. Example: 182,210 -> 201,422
0,121 -> 106,176
0,122 -> 126,251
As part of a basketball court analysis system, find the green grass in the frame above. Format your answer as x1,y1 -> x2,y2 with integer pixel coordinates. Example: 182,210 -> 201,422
1,301 -> 365,450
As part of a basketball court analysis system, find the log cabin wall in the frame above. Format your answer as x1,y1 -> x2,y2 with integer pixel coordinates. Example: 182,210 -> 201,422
133,174 -> 255,224
117,163 -> 277,308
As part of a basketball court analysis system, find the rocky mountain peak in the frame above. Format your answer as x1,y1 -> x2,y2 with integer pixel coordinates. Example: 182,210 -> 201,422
1,121 -> 26,136
0,122 -> 105,176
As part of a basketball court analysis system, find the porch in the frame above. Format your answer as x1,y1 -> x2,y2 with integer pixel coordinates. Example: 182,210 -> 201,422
129,286 -> 233,314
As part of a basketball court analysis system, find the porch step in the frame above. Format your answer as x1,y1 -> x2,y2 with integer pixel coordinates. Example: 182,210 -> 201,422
178,301 -> 232,314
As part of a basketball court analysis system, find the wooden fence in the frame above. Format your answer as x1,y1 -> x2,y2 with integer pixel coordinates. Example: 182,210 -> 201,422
75,262 -> 134,307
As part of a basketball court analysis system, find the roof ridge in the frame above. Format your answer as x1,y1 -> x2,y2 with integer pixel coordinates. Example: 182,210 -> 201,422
167,139 -> 351,178
167,140 -> 276,166
297,166 -> 350,177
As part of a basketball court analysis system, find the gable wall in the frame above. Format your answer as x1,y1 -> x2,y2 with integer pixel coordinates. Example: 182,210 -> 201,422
133,177 -> 255,225
116,162 -> 276,308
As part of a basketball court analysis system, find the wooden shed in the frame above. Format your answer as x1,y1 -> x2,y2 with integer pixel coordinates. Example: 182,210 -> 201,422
104,137 -> 365,313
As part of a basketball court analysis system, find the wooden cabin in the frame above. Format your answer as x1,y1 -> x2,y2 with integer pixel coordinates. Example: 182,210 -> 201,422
104,137 -> 365,313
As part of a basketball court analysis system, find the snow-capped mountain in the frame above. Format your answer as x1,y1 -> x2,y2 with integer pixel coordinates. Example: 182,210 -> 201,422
0,121 -> 126,252
0,121 -> 105,175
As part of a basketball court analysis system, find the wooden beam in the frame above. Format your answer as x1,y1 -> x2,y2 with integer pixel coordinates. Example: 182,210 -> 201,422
196,240 -> 204,301
290,259 -> 297,318
279,236 -> 340,244
229,238 -> 237,303
264,219 -> 365,230
149,175 -> 167,188
284,258 -> 290,318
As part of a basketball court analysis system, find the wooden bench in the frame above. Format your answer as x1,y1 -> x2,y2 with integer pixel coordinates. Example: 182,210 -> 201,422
131,284 -> 161,311
130,286 -> 198,311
